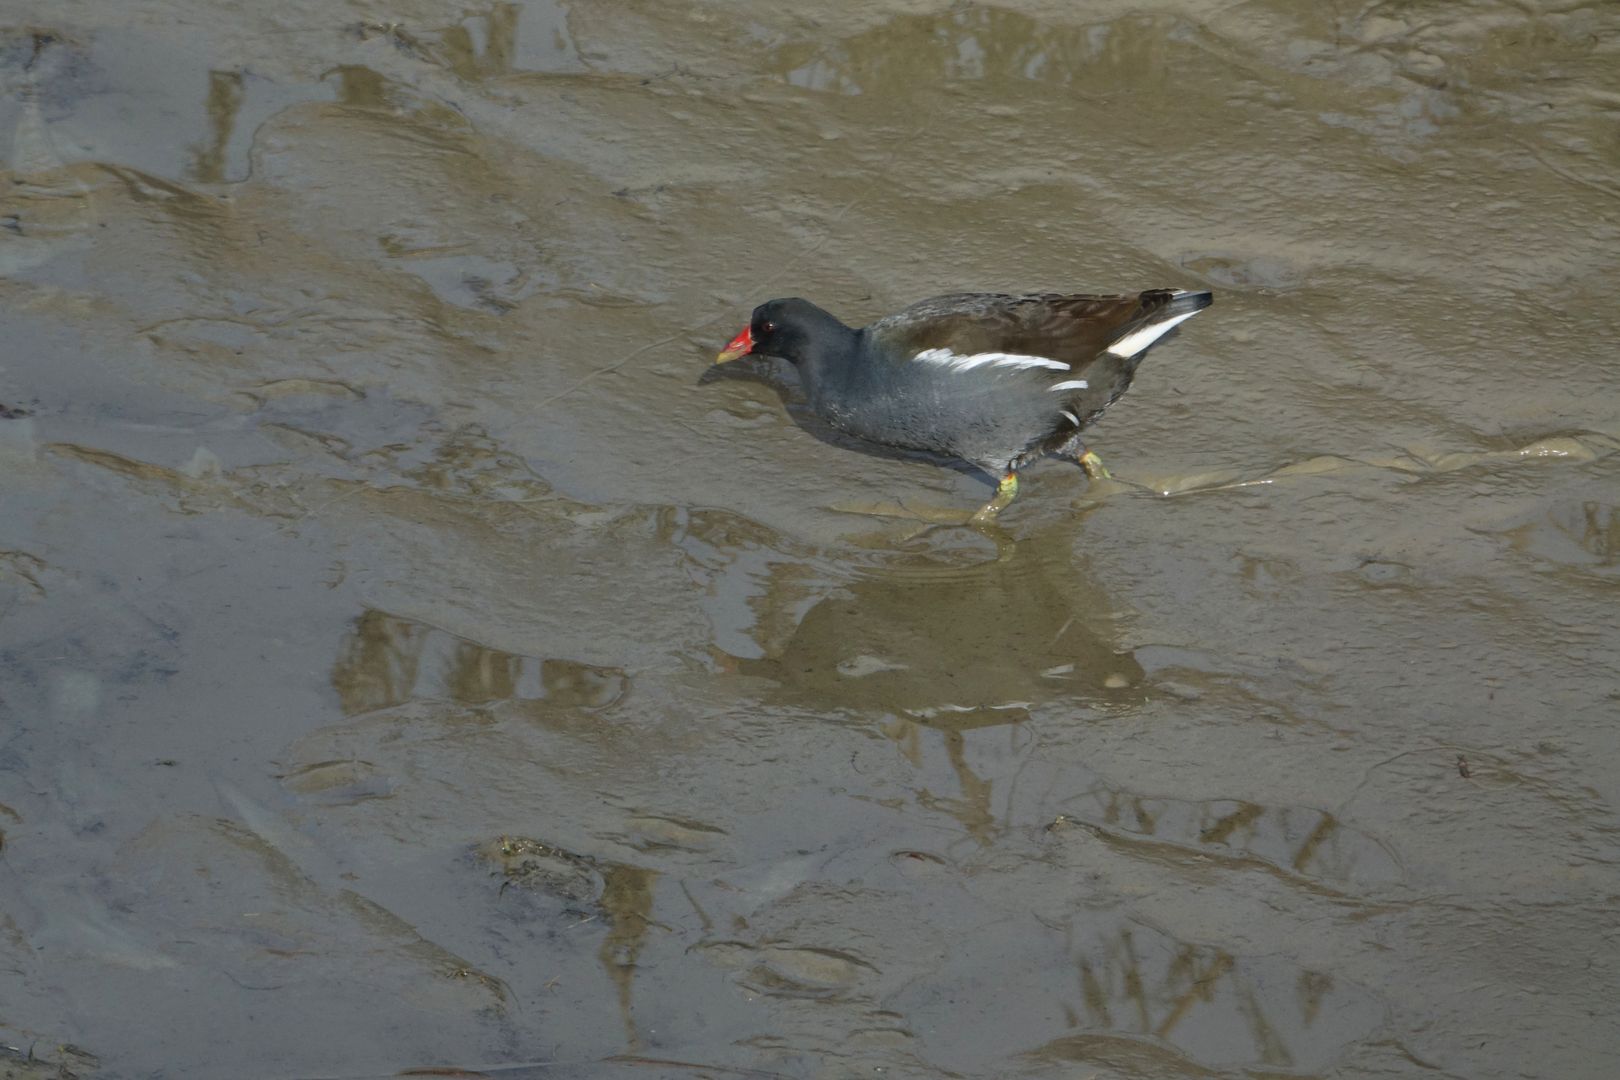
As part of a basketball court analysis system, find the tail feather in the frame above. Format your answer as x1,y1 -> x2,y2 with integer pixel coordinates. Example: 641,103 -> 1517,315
1105,289 -> 1213,358
1166,289 -> 1214,316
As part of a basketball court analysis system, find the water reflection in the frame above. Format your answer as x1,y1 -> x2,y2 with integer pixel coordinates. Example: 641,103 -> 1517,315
694,521 -> 1141,844
188,69 -> 242,183
481,836 -> 657,1051
887,719 -> 1016,846
1061,789 -> 1405,888
418,1 -> 582,81
437,3 -> 521,80
730,533 -> 1143,721
1502,498 -> 1620,570
327,64 -> 393,111
1059,921 -> 1375,1070
909,912 -> 1383,1072
8,27 -> 339,185
597,864 -> 658,1050
331,609 -> 626,715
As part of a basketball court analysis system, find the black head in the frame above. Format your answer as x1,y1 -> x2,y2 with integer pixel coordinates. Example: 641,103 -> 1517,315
716,298 -> 854,366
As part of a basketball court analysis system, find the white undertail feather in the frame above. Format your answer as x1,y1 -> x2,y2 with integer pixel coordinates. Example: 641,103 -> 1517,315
1060,409 -> 1080,426
1104,309 -> 1201,359
1048,379 -> 1089,392
913,348 -> 1069,372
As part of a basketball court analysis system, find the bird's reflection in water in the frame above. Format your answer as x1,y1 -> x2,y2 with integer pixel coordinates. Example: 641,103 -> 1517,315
733,527 -> 1143,842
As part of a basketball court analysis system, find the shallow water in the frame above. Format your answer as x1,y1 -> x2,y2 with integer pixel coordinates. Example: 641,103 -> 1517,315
1,2 -> 1617,1077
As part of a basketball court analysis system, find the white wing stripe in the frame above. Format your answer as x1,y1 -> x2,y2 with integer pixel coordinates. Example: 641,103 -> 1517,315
1105,310 -> 1200,358
913,347 -> 1069,372
1049,379 -> 1090,392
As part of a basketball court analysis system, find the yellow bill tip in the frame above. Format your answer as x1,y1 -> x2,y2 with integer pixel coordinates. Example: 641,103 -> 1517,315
716,326 -> 753,364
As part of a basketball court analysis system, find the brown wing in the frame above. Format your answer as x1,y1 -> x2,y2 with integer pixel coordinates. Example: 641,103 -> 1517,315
864,291 -> 1183,370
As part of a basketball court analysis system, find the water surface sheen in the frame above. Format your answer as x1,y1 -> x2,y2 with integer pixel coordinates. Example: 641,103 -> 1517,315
1,2 -> 1617,1077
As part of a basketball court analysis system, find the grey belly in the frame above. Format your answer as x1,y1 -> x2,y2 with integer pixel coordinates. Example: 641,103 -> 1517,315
818,384 -> 1044,473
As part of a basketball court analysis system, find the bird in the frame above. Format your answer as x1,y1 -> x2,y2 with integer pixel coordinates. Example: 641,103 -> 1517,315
713,288 -> 1213,520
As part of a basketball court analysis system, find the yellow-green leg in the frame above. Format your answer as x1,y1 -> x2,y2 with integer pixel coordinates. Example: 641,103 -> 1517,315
971,471 -> 1019,523
1078,449 -> 1111,480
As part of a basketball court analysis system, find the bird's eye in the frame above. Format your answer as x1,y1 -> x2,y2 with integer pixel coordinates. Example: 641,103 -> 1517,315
761,320 -> 777,334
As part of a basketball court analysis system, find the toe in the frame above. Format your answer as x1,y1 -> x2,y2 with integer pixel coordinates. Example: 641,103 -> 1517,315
1079,450 -> 1112,480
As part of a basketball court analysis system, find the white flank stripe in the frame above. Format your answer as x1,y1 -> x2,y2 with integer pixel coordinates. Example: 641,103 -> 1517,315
1105,310 -> 1200,358
913,347 -> 1069,372
1048,379 -> 1089,393
1060,410 -> 1080,426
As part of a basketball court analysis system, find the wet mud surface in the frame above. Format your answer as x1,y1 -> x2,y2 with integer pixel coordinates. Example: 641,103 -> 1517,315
1,2 -> 1617,1077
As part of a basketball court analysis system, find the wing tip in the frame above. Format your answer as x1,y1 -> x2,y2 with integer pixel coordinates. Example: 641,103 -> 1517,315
1105,291 -> 1212,358
1167,289 -> 1214,315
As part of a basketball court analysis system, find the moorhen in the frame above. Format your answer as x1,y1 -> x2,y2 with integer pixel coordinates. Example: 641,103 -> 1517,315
715,289 -> 1212,520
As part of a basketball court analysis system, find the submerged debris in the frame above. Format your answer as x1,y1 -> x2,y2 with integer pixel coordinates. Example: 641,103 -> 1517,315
477,835 -> 603,906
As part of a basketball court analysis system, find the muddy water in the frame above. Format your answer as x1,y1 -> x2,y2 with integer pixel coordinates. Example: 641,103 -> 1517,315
1,1 -> 1617,1077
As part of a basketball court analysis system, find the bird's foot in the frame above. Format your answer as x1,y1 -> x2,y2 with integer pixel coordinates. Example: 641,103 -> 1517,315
1078,450 -> 1112,480
969,471 -> 1019,525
